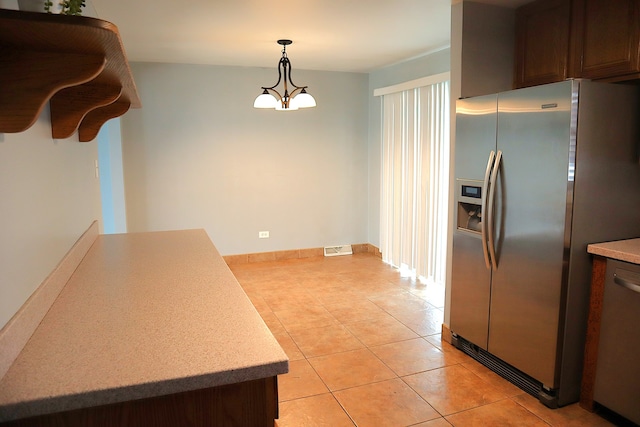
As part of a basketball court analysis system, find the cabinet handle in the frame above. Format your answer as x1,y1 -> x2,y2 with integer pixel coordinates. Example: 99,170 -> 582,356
614,272 -> 640,294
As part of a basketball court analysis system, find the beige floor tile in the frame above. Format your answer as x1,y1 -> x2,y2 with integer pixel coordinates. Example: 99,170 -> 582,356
370,338 -> 456,376
260,311 -> 286,335
274,305 -> 339,333
323,299 -> 389,323
246,294 -> 272,314
276,393 -> 355,427
445,398 -> 549,426
425,336 -> 475,366
390,306 -> 444,337
311,287 -> 368,306
308,348 -> 396,391
345,314 -> 419,346
404,364 -> 507,416
343,279 -> 399,294
261,289 -> 321,312
461,359 -> 524,397
288,323 -> 364,358
369,292 -> 431,314
231,254 -> 614,427
424,333 -> 446,349
334,378 -> 440,427
434,342 -> 472,365
278,359 -> 329,402
412,418 -> 453,427
272,331 -> 305,361
299,282 -> 334,293
360,288 -> 410,301
246,277 -> 299,292
406,283 -> 446,308
511,394 -> 616,427
335,264 -> 397,278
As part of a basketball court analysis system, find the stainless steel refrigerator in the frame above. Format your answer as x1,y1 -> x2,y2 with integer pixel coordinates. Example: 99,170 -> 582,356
451,79 -> 640,408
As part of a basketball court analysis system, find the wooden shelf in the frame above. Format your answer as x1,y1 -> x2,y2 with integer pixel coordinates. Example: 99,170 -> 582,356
0,9 -> 141,142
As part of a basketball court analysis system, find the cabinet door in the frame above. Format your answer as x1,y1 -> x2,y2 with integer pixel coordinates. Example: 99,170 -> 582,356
572,0 -> 640,80
514,0 -> 571,88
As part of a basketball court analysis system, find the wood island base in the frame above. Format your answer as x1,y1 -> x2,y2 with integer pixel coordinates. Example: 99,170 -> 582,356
1,376 -> 278,427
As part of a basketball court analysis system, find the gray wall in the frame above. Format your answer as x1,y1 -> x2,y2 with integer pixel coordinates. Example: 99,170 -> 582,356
121,63 -> 369,255
0,49 -> 452,330
367,49 -> 452,249
98,119 -> 127,234
0,0 -> 518,337
0,107 -> 101,329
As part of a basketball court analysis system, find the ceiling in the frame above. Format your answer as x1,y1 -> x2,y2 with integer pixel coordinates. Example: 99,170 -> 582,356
89,0 -> 532,73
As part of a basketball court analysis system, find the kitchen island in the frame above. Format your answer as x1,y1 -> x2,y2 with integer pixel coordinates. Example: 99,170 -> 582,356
0,229 -> 288,426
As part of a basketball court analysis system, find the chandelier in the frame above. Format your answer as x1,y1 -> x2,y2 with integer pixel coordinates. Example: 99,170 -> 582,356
253,39 -> 316,111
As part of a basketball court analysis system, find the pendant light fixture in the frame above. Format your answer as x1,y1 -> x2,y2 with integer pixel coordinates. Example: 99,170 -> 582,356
254,39 -> 316,111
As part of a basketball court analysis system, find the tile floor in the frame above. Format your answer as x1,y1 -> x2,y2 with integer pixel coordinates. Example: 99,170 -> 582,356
230,253 -> 613,427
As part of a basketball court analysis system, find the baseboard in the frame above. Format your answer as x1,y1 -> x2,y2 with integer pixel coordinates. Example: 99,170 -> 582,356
365,244 -> 382,258
224,243 -> 381,265
0,221 -> 99,380
441,323 -> 452,344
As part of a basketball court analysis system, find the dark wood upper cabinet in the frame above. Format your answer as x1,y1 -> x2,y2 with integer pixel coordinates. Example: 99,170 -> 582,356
515,0 -> 640,88
515,0 -> 571,88
572,0 -> 640,81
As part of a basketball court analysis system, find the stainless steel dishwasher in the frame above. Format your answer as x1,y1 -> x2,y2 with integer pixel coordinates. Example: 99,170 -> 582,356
593,259 -> 640,425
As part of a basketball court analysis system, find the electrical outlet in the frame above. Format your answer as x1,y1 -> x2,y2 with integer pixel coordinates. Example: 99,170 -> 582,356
258,231 -> 270,239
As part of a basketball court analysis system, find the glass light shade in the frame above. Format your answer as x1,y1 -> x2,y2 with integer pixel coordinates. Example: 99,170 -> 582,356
254,92 -> 278,108
294,92 -> 316,108
276,98 -> 299,111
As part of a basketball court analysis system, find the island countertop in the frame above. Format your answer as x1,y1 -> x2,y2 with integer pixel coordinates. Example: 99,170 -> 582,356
0,229 -> 288,422
587,238 -> 640,265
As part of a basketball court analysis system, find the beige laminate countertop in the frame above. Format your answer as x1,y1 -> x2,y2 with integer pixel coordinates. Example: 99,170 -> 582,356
587,238 -> 640,265
0,230 -> 288,422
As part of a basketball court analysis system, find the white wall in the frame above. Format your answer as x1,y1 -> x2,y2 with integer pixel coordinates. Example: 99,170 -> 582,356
121,63 -> 369,255
0,106 -> 102,329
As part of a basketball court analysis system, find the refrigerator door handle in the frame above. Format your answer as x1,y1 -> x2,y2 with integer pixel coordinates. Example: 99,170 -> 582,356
481,151 -> 496,270
487,150 -> 502,269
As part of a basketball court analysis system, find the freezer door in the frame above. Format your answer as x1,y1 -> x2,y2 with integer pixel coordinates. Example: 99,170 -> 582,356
450,95 -> 497,349
488,80 -> 575,387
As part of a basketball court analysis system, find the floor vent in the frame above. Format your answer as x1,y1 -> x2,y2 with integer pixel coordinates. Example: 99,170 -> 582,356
324,245 -> 353,257
452,335 -> 557,407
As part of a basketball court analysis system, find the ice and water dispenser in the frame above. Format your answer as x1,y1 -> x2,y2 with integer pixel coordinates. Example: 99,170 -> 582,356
456,179 -> 483,233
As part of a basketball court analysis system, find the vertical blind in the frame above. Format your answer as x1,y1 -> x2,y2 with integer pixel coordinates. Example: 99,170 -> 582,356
379,79 -> 450,285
